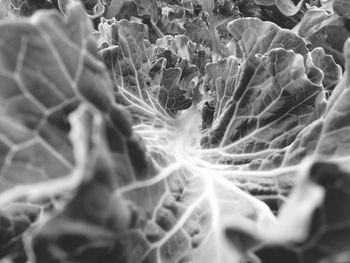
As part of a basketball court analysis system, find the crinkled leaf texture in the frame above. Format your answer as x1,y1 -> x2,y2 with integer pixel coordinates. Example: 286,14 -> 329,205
0,4 -> 350,263
295,3 -> 350,69
201,18 -> 344,188
98,19 -> 198,119
225,34 -> 350,263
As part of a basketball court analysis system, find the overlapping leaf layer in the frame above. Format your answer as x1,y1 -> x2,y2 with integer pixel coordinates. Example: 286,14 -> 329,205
0,1 -> 350,263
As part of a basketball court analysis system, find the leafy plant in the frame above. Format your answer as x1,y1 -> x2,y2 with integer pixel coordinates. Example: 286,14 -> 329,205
0,0 -> 350,263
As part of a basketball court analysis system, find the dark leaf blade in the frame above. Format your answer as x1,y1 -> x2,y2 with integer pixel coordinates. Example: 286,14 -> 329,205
254,0 -> 303,16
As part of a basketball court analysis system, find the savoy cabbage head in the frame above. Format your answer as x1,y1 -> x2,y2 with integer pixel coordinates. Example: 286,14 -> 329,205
0,0 -> 350,263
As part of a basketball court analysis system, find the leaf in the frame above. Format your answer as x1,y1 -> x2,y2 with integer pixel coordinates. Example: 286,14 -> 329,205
201,19 -> 343,170
0,3 -> 129,260
199,18 -> 343,217
224,36 -> 350,263
225,157 -> 325,249
280,40 -> 350,167
2,1 -> 350,263
0,2 -> 112,199
228,18 -> 309,59
87,0 -> 105,19
0,204 -> 41,262
32,104 -> 135,263
86,16 -> 350,263
320,251 -> 350,263
151,35 -> 199,116
18,0 -> 55,17
105,0 -> 128,18
99,18 -> 159,121
236,160 -> 350,263
0,1 -> 14,20
107,0 -> 158,22
205,56 -> 240,121
333,0 -> 350,19
314,52 -> 350,158
33,103 -> 277,263
58,0 -> 105,19
297,7 -> 341,38
157,60 -> 193,116
309,28 -> 348,68
254,0 -> 304,16
297,5 -> 350,69
99,20 -> 196,119
0,5 -> 154,256
309,47 -> 342,91
201,18 -> 323,170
